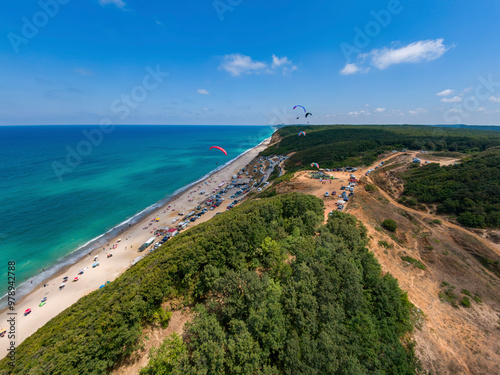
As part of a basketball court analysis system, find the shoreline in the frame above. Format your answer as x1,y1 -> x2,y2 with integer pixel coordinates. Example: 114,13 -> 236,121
0,135 -> 271,307
0,137 -> 271,357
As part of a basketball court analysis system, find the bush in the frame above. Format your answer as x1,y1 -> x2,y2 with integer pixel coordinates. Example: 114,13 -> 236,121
382,219 -> 398,232
140,333 -> 186,375
401,256 -> 426,270
378,240 -> 393,249
460,296 -> 471,308
460,289 -> 472,297
365,184 -> 377,192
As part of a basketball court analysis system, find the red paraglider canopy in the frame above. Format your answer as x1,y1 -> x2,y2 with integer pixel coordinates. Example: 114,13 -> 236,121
209,146 -> 227,156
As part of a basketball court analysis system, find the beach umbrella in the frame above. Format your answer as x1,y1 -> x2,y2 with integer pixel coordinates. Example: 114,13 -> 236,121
59,284 -> 65,289
39,302 -> 46,307
24,308 -> 31,316
99,285 -> 105,289
73,277 -> 79,282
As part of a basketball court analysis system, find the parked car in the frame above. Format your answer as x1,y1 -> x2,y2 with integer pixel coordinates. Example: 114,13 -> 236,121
332,191 -> 336,195
324,192 -> 330,197
340,186 -> 345,190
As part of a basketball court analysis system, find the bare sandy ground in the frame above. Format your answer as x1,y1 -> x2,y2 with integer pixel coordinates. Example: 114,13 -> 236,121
0,138 -> 271,358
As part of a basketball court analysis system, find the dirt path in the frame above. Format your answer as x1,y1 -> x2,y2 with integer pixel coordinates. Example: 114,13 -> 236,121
366,174 -> 500,257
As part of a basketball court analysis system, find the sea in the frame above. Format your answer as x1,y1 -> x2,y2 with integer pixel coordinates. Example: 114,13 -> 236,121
0,125 -> 274,305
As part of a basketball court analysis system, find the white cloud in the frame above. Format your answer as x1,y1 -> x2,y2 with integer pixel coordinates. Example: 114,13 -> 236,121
220,54 -> 267,76
341,39 -> 451,75
489,96 -> 500,103
340,63 -> 362,75
98,0 -> 126,8
478,107 -> 486,111
197,89 -> 210,95
271,55 -> 289,68
220,54 -> 296,76
271,55 -> 297,74
371,39 -> 450,70
441,96 -> 462,103
409,108 -> 427,115
348,110 -> 370,116
370,39 -> 450,70
436,89 -> 454,96
375,108 -> 386,112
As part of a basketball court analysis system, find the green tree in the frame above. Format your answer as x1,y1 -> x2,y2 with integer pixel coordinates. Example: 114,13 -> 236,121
382,219 -> 398,232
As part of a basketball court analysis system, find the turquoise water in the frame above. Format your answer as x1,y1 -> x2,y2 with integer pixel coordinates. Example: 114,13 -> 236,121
0,125 -> 273,299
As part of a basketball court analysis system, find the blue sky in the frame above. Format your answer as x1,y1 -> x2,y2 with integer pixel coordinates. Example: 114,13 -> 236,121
1,0 -> 500,125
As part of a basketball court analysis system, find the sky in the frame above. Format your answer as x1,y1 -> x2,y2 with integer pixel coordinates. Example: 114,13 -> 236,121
1,0 -> 500,126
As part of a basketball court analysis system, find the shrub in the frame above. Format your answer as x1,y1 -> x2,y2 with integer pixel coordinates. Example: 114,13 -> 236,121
365,184 -> 377,192
140,333 -> 186,375
460,296 -> 471,308
401,256 -> 426,270
382,219 -> 398,232
378,240 -> 393,249
474,295 -> 482,303
460,289 -> 472,297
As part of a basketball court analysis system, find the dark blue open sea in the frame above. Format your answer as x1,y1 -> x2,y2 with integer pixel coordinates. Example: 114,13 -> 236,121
0,125 -> 273,301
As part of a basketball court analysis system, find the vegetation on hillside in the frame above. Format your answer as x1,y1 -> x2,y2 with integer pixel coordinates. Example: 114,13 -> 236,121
0,193 -> 419,374
261,125 -> 500,170
400,148 -> 500,228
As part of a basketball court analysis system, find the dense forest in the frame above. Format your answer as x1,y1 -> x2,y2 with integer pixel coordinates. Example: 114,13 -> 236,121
0,193 -> 419,374
262,125 -> 500,170
400,148 -> 500,228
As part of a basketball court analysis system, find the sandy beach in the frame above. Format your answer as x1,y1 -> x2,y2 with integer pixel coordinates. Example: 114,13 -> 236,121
0,137 -> 271,358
